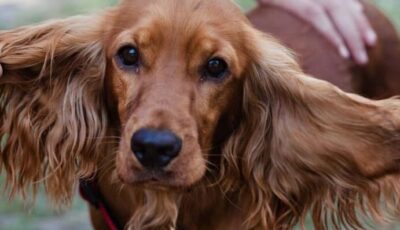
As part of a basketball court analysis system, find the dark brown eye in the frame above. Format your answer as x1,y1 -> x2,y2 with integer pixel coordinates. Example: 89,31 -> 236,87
117,46 -> 139,67
204,58 -> 228,80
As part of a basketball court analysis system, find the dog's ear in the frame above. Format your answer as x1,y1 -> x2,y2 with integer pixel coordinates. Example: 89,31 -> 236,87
221,30 -> 400,229
0,13 -> 111,206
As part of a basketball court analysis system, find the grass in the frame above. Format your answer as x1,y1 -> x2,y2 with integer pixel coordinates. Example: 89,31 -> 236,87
0,0 -> 399,229
0,176 -> 91,230
373,0 -> 400,29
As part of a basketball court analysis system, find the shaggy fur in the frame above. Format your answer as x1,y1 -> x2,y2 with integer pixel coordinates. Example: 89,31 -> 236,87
0,15 -> 109,205
1,0 -> 400,229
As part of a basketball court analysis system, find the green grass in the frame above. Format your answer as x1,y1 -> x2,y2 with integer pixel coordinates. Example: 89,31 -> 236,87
236,0 -> 257,10
373,0 -> 400,29
0,176 -> 90,230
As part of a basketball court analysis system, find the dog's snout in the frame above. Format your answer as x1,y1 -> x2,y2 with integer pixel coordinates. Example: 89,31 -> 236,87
131,128 -> 182,169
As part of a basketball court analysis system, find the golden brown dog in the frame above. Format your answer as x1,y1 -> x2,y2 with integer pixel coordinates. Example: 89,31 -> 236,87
1,0 -> 400,229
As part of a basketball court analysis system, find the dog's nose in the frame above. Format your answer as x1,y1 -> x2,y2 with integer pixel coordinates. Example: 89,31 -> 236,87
131,128 -> 182,169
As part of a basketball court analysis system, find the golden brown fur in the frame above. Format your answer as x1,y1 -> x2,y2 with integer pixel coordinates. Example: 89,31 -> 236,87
0,14 -> 109,205
1,0 -> 400,229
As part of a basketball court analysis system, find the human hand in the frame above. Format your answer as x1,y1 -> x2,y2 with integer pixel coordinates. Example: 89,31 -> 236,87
0,64 -> 2,77
257,0 -> 377,65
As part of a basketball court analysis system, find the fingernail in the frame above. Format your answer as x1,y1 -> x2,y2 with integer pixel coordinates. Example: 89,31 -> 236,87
357,51 -> 368,65
366,30 -> 377,46
339,46 -> 350,59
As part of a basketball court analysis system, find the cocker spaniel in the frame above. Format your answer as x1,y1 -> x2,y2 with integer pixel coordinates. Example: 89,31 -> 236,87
1,0 -> 400,229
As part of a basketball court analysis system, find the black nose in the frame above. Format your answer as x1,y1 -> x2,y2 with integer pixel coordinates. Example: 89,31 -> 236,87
131,128 -> 182,169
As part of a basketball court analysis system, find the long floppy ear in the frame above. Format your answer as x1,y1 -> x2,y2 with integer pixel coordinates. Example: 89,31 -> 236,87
221,30 -> 400,229
0,13 -> 110,206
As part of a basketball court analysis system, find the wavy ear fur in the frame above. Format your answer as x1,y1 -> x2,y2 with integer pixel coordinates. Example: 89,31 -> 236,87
0,13 -> 109,205
221,30 -> 400,229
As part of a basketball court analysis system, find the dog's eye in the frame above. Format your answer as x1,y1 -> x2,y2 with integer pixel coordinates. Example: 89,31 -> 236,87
203,58 -> 228,80
117,46 -> 140,67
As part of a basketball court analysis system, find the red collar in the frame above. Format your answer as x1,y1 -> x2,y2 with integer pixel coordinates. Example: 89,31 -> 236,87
79,178 -> 121,230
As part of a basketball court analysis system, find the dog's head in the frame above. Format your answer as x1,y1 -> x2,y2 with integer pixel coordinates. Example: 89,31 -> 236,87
1,0 -> 400,228
106,0 -> 251,188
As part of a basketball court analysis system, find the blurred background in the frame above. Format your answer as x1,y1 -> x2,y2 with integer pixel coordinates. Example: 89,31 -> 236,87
0,0 -> 399,229
0,0 -> 399,29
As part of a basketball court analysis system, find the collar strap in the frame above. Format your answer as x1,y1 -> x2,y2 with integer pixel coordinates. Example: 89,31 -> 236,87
79,178 -> 120,230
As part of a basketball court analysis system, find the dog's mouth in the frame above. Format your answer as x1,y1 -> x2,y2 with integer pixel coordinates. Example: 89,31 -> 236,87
133,169 -> 173,184
117,164 -> 191,189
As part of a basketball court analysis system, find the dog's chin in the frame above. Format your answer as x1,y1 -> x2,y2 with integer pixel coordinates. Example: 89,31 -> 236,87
117,166 -> 205,191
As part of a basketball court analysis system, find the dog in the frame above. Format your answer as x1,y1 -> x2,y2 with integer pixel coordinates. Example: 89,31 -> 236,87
1,0 -> 400,229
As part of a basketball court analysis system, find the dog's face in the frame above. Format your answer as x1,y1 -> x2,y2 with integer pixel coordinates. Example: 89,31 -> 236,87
106,0 -> 249,187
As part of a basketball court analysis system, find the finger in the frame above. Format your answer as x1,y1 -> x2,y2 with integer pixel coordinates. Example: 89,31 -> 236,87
0,65 -> 2,77
268,0 -> 350,59
327,6 -> 368,65
300,3 -> 350,59
350,1 -> 377,46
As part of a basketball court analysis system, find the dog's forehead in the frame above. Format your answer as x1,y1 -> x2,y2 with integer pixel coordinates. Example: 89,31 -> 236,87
119,0 -> 243,15
113,0 -> 248,35
106,0 -> 252,69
